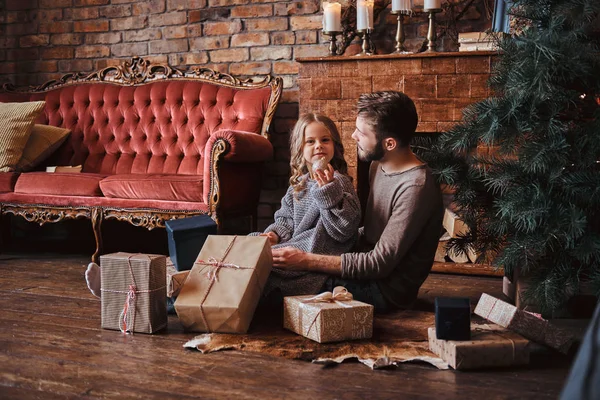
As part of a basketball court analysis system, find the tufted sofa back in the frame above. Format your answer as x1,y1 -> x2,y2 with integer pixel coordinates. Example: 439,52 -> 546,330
0,80 -> 274,176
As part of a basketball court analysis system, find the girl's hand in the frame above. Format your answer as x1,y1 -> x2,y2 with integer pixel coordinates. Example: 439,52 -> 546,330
314,164 -> 334,187
260,231 -> 280,246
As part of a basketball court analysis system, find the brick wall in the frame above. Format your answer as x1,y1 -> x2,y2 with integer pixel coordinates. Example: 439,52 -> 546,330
298,52 -> 495,210
0,0 -> 491,230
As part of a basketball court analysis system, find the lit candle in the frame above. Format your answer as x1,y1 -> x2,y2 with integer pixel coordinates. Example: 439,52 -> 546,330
392,0 -> 412,13
356,0 -> 374,30
424,0 -> 442,10
322,2 -> 342,32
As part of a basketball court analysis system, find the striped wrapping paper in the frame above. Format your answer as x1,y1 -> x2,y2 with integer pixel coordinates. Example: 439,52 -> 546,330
100,252 -> 167,334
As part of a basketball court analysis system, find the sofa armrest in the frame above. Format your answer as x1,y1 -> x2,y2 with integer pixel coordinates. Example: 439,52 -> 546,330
205,129 -> 273,163
203,130 -> 274,215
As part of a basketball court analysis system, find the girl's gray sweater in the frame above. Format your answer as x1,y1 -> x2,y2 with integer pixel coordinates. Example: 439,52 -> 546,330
253,172 -> 361,296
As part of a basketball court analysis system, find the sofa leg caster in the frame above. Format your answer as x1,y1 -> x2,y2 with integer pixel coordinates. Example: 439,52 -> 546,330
91,207 -> 103,263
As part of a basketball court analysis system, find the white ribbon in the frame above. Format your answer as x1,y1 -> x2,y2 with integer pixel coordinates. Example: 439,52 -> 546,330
303,286 -> 354,307
300,286 -> 355,337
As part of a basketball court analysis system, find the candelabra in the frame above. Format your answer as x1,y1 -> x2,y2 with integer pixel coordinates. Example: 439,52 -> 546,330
424,8 -> 442,52
357,29 -> 375,56
322,30 -> 343,56
390,11 -> 410,53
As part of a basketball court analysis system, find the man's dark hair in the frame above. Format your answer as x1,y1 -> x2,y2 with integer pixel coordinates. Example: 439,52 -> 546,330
357,91 -> 418,147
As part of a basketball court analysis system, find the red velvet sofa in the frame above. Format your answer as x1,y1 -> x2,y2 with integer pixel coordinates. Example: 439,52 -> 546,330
0,57 -> 282,261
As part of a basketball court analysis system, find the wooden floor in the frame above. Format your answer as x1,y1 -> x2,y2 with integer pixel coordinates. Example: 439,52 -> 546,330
0,252 -> 580,400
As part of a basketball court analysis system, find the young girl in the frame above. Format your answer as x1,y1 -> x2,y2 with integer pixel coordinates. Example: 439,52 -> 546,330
253,113 -> 361,297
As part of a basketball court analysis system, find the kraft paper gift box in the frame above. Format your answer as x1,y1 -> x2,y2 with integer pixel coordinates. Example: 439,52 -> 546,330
166,259 -> 189,298
100,252 -> 167,334
474,293 -> 575,354
174,235 -> 272,333
283,287 -> 374,343
428,326 -> 530,370
166,257 -> 189,314
166,215 -> 217,272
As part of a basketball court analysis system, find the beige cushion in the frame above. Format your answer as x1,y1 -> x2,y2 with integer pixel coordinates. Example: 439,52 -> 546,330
16,124 -> 71,172
0,101 -> 46,172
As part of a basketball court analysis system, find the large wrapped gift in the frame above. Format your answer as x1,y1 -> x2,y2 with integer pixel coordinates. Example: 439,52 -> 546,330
174,235 -> 272,333
283,287 -> 374,343
166,215 -> 217,272
428,326 -> 530,370
474,293 -> 575,354
100,253 -> 167,334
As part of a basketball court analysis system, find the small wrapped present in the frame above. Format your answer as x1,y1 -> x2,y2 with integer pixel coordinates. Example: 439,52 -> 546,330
428,325 -> 530,370
474,293 -> 575,354
502,276 -> 516,302
174,235 -> 272,333
166,215 -> 217,272
283,287 -> 374,343
435,297 -> 471,340
502,267 -> 541,313
166,259 -> 189,298
166,257 -> 188,315
100,252 -> 167,334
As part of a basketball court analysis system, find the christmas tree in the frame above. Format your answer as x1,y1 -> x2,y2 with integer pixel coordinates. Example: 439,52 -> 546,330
426,0 -> 600,313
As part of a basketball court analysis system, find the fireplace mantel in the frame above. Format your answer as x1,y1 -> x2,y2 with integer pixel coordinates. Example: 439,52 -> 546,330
297,51 -> 498,185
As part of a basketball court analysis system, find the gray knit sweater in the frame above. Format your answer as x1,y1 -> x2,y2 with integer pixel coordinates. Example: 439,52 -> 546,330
253,171 -> 361,296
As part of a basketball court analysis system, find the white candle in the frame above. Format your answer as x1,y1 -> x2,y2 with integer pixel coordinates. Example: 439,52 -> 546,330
392,0 -> 412,12
424,0 -> 442,10
323,2 -> 342,32
357,0 -> 374,30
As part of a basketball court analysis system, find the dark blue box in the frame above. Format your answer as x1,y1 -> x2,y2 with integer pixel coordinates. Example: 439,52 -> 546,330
435,297 -> 471,340
166,215 -> 217,272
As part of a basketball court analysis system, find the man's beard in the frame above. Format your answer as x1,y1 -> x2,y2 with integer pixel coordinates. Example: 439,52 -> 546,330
357,140 -> 385,162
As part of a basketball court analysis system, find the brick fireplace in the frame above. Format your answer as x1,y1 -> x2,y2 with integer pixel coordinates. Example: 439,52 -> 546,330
297,50 -> 495,185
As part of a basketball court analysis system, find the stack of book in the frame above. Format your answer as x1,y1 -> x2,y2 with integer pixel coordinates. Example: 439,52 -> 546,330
458,32 -> 506,52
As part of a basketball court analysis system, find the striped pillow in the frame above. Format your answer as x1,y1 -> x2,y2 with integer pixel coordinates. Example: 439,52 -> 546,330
0,101 -> 46,172
17,124 -> 71,172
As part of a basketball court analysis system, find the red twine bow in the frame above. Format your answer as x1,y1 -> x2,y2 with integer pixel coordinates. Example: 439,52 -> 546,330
120,284 -> 138,334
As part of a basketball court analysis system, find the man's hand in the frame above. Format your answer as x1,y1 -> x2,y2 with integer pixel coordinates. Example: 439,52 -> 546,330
260,231 -> 279,246
272,247 -> 307,270
273,248 -> 343,275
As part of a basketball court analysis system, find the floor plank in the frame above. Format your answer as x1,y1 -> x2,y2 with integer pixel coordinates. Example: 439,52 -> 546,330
0,252 -> 578,399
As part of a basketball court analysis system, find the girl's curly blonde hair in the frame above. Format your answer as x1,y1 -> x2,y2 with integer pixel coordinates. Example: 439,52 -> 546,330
289,113 -> 348,194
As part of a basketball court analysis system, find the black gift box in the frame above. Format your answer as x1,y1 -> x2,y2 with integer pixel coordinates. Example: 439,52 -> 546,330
435,297 -> 471,340
166,215 -> 217,272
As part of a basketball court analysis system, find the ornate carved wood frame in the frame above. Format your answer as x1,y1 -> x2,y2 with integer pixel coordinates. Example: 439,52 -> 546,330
1,57 -> 283,262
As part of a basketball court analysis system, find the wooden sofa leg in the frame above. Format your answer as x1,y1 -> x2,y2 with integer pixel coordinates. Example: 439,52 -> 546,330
0,205 -> 3,254
0,206 -> 10,254
91,207 -> 103,263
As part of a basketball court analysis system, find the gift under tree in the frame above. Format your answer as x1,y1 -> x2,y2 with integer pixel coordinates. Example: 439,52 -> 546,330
425,0 -> 600,314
